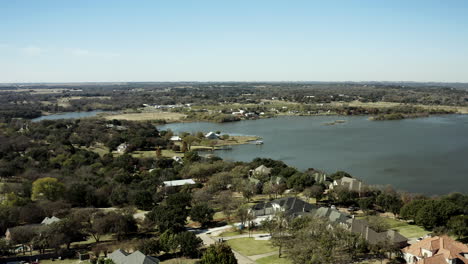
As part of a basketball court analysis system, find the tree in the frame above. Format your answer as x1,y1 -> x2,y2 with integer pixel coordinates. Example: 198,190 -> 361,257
190,204 -> 214,227
330,171 -> 352,180
284,216 -> 364,264
303,185 -> 324,202
155,147 -> 162,158
31,177 -> 65,201
217,191 -> 236,222
8,225 -> 38,254
270,212 -> 290,258
200,243 -> 237,264
147,205 -> 187,232
159,230 -> 179,254
239,181 -> 256,202
447,215 -> 468,239
235,204 -> 251,230
366,216 -> 390,232
358,197 -> 374,215
287,173 -> 315,192
375,193 -> 403,217
137,238 -> 160,255
177,231 -> 203,257
46,218 -> 87,249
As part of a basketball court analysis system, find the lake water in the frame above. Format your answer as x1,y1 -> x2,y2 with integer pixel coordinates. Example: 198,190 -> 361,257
32,110 -> 104,122
159,115 -> 468,195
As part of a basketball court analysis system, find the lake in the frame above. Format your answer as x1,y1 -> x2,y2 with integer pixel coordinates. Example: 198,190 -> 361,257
32,110 -> 105,122
159,115 -> 468,195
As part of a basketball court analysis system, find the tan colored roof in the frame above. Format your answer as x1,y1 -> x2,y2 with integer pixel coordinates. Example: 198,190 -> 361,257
403,236 -> 468,264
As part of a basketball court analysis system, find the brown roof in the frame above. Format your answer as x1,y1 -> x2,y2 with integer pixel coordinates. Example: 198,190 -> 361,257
403,236 -> 468,264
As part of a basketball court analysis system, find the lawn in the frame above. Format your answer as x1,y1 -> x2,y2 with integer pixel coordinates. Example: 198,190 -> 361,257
160,258 -> 199,264
226,237 -> 276,256
256,255 -> 292,264
358,216 -> 429,239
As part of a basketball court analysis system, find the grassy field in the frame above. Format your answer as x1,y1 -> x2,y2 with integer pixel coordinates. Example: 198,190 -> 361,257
256,255 -> 292,264
103,111 -> 186,121
358,216 -> 429,239
226,237 -> 276,256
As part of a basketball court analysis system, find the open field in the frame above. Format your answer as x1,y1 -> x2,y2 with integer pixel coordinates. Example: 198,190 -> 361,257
226,237 -> 276,256
103,111 -> 187,121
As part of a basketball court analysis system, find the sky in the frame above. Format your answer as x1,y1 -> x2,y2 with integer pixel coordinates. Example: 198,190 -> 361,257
1,0 -> 468,83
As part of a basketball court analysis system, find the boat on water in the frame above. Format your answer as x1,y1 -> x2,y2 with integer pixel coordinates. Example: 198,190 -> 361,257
255,140 -> 264,145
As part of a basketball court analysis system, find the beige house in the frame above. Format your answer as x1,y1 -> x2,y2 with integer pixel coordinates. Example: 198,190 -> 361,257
402,236 -> 468,264
329,176 -> 364,192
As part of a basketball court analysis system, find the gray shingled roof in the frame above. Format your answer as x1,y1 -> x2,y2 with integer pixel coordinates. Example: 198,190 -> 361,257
109,249 -> 159,264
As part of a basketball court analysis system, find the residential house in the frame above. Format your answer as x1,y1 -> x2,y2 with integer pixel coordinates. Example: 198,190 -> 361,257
117,143 -> 129,153
108,249 -> 160,264
170,136 -> 182,141
311,207 -> 407,246
163,179 -> 196,187
402,236 -> 468,264
250,197 -> 316,218
329,176 -> 365,193
205,132 -> 220,140
5,216 -> 61,241
41,216 -> 61,225
250,165 -> 272,178
172,156 -> 183,164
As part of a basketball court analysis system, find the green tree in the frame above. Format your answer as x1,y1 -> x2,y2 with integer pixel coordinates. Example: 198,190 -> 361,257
137,238 -> 161,255
190,204 -> 214,227
304,185 -> 324,202
31,177 -> 65,201
200,243 -> 237,264
159,230 -> 179,254
177,231 -> 203,257
447,215 -> 468,239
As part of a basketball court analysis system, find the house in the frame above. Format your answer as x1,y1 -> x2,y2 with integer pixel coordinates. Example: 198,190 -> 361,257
305,168 -> 330,185
41,216 -> 61,225
108,249 -> 160,264
163,179 -> 196,187
310,207 -> 408,247
329,176 -> 365,193
345,218 -> 408,247
270,176 -> 286,185
170,136 -> 182,141
402,236 -> 468,264
250,165 -> 272,178
117,143 -> 129,153
172,156 -> 183,163
205,132 -> 220,140
250,197 -> 316,218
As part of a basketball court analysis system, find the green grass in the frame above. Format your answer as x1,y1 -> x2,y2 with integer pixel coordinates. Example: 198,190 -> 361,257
160,258 -> 199,264
256,255 -> 292,264
358,216 -> 429,239
226,237 -> 276,256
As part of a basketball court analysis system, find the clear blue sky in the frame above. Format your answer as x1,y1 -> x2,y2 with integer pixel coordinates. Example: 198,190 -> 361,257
1,0 -> 468,83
